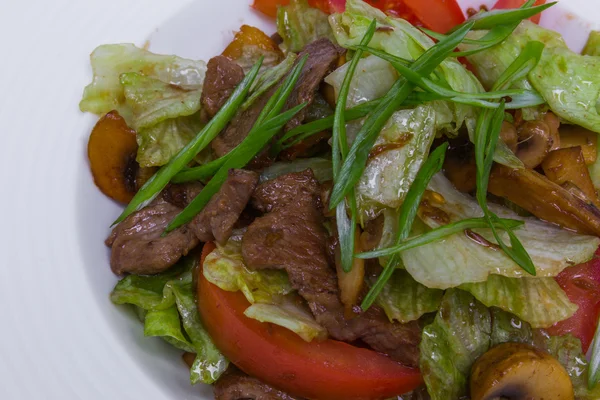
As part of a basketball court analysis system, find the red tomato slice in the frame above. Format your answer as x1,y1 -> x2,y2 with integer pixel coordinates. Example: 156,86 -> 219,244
197,242 -> 423,400
252,0 -> 464,33
547,250 -> 600,353
402,0 -> 465,33
493,0 -> 546,24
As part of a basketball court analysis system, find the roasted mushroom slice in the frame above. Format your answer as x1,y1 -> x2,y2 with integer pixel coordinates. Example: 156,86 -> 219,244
542,146 -> 600,207
87,110 -> 139,204
443,139 -> 477,193
500,120 -> 518,153
543,111 -> 561,151
515,120 -> 557,169
470,343 -> 574,400
559,124 -> 598,165
488,164 -> 600,236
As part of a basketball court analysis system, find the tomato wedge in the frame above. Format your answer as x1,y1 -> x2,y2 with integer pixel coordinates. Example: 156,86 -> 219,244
197,242 -> 423,400
547,250 -> 600,353
493,0 -> 546,24
401,0 -> 465,33
252,0 -> 464,33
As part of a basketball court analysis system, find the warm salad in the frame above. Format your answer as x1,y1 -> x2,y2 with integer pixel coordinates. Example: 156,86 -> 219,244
81,0 -> 600,399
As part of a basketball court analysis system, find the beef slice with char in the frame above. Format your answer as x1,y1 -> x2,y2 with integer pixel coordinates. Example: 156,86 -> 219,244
214,366 -> 301,400
190,169 -> 259,245
211,39 -> 343,158
242,171 -> 421,366
201,56 -> 245,119
107,168 -> 257,275
106,182 -> 203,275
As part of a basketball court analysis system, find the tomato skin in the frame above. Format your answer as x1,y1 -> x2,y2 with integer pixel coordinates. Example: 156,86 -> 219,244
493,0 -> 546,24
547,250 -> 600,353
402,0 -> 465,33
197,243 -> 423,400
252,0 -> 464,33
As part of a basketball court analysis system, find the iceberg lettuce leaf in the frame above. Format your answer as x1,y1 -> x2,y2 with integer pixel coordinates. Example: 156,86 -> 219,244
370,269 -> 443,323
356,104 -> 437,217
400,173 -> 600,288
203,233 -> 292,303
324,0 -> 487,217
465,21 -> 600,132
420,290 -> 491,400
542,334 -> 600,400
111,256 -> 227,384
325,56 -> 398,110
80,43 -> 206,123
244,301 -> 327,342
135,113 -> 204,167
121,72 -> 202,131
277,0 -> 335,53
460,274 -> 577,328
583,31 -> 600,56
143,307 -> 195,353
329,0 -> 483,136
203,233 -> 326,342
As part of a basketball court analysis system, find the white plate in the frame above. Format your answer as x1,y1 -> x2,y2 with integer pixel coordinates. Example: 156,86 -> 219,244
0,0 -> 597,398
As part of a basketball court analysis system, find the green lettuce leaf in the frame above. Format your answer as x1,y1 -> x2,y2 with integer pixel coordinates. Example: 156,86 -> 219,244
243,53 -> 297,110
121,72 -> 202,131
329,0 -> 483,136
203,232 -> 292,303
277,0 -> 335,53
542,333 -> 600,400
111,256 -> 228,384
143,307 -> 195,353
369,269 -> 443,323
244,300 -> 327,342
259,157 -> 333,184
420,290 -> 491,400
421,290 -> 597,400
400,173 -> 600,288
135,113 -> 204,167
80,43 -> 206,124
325,55 -> 398,110
465,21 -> 600,132
460,274 -> 577,328
325,0 -> 488,217
203,232 -> 327,341
583,31 -> 600,56
356,104 -> 437,217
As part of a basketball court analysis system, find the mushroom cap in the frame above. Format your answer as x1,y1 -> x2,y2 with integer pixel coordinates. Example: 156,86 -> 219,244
470,342 -> 574,400
516,120 -> 555,169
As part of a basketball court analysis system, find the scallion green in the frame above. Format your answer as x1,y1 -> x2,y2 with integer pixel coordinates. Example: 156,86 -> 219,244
112,58 -> 264,225
334,19 -> 376,273
329,20 -> 476,210
361,142 -> 448,310
357,217 -> 524,259
589,317 -> 600,389
164,56 -> 309,232
474,102 -> 536,275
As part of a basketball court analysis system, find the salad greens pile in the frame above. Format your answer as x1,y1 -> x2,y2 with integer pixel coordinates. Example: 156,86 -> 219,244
80,0 -> 600,397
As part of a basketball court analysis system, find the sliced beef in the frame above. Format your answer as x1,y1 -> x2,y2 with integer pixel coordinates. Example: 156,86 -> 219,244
190,169 -> 259,245
201,56 -> 245,119
242,171 -> 421,366
162,181 -> 204,209
212,39 -> 343,158
106,196 -> 199,276
214,367 -> 301,400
